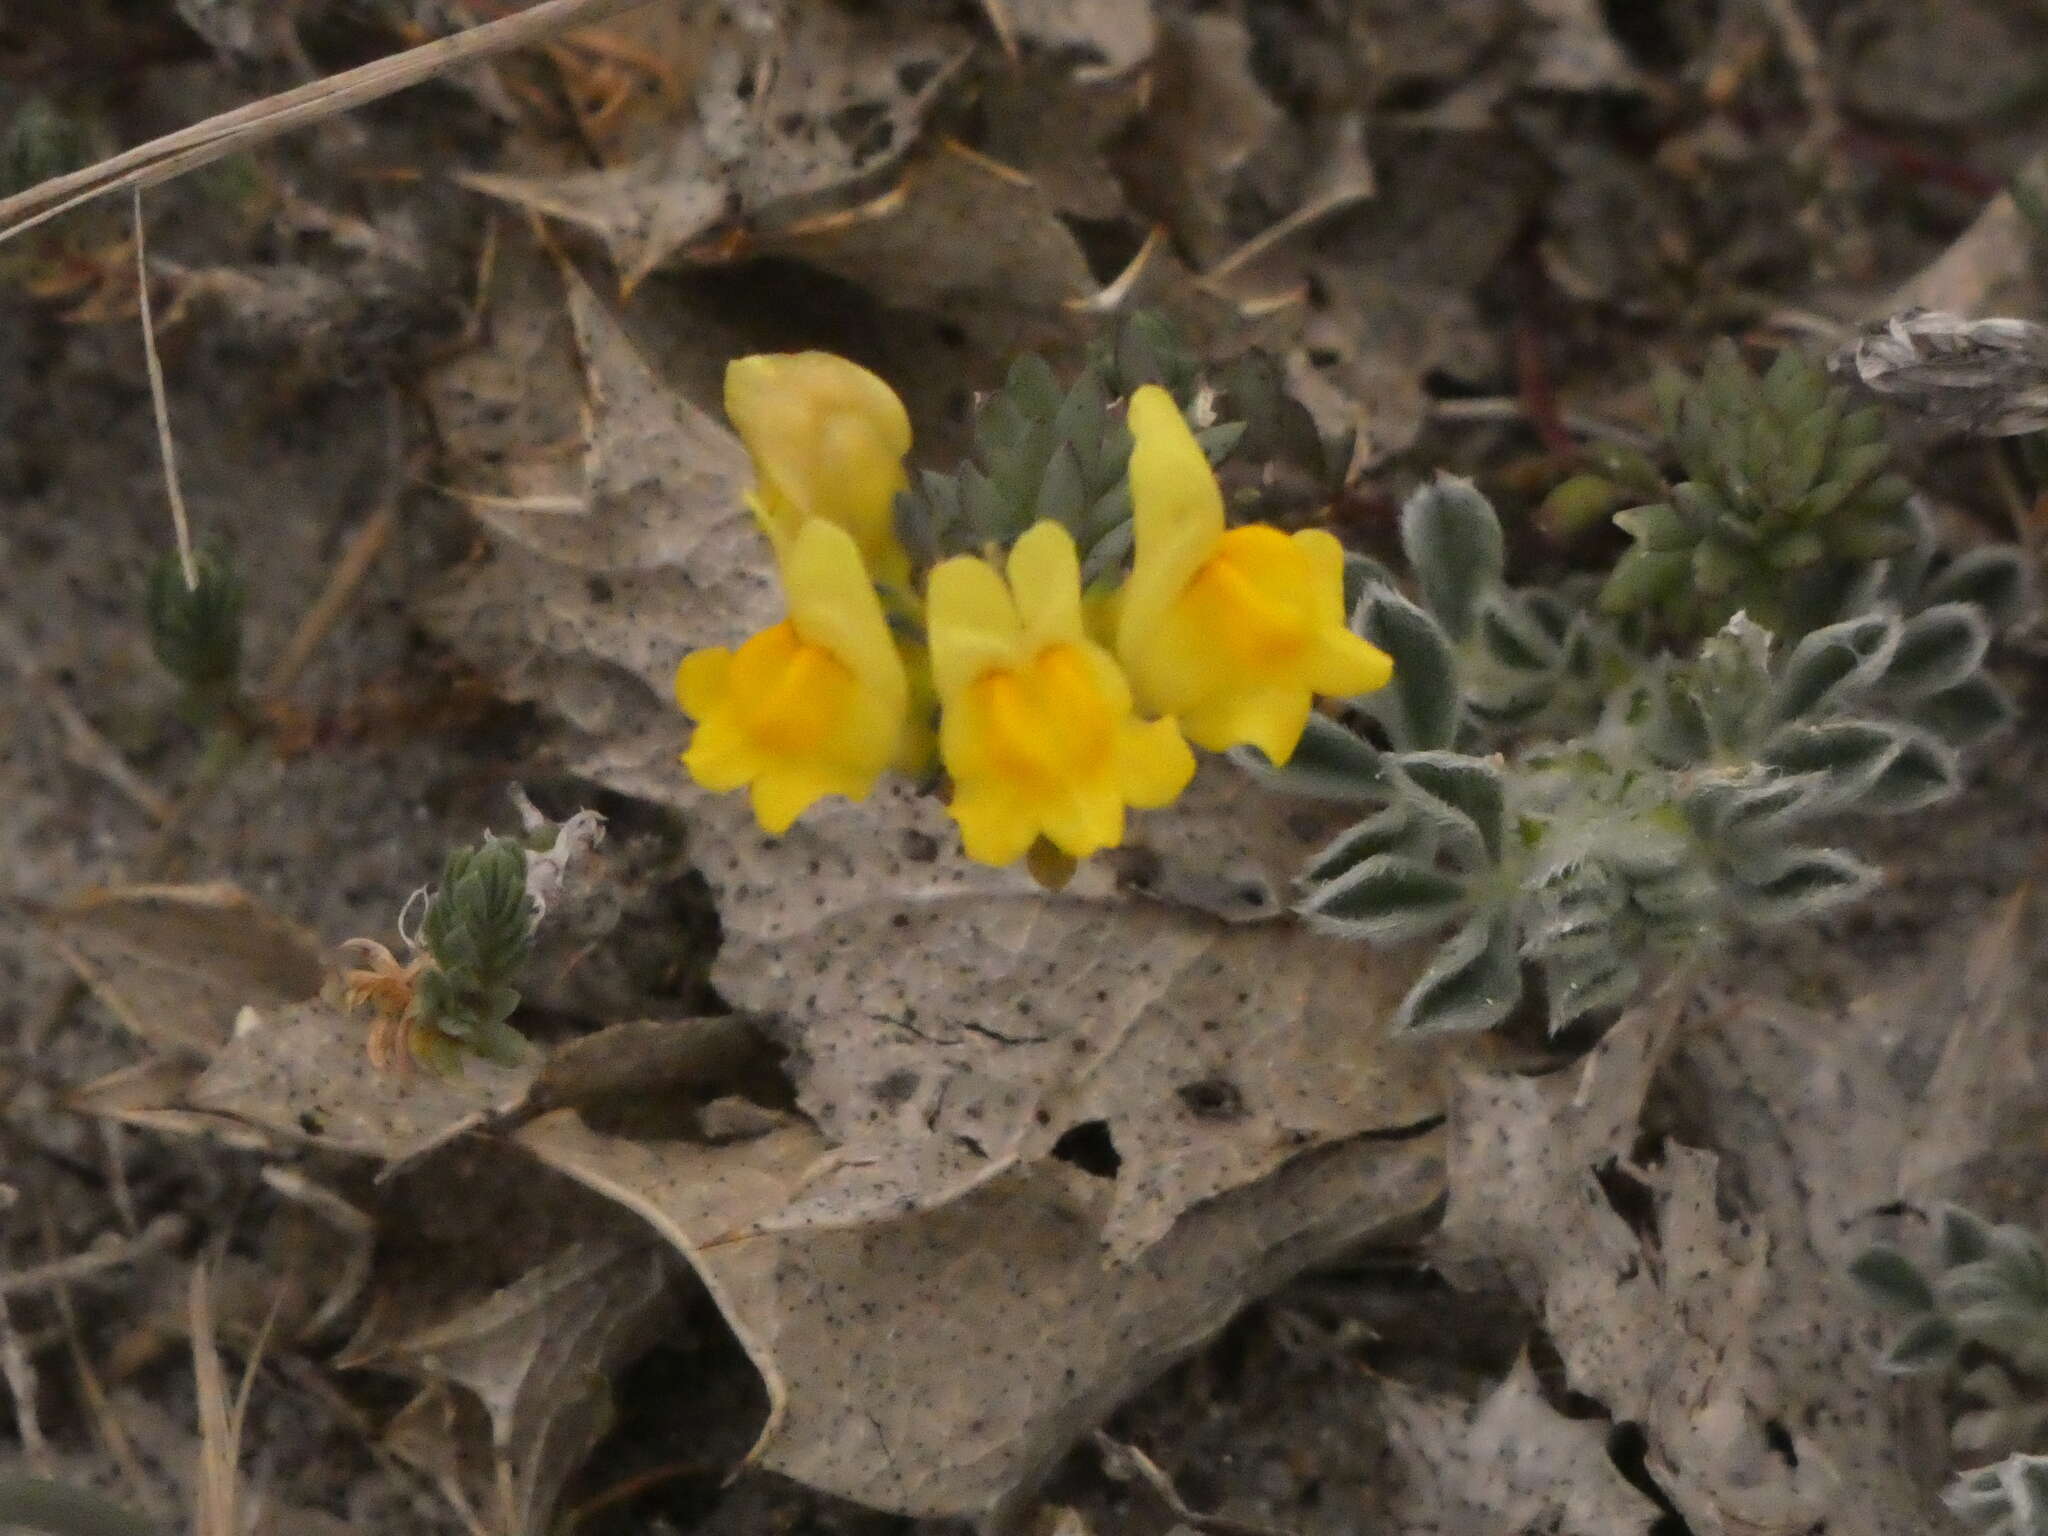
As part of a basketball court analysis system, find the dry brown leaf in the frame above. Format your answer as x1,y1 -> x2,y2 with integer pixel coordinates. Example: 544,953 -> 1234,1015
1438,990 -> 1950,1536
984,0 -> 1156,77
1884,153 -> 2048,320
747,140 -> 1097,325
519,1106 -> 1444,1519
1378,1353 -> 1660,1534
341,1239 -> 671,1536
186,1000 -> 534,1158
1518,0 -> 1640,93
461,5 -> 971,290
44,882 -> 324,1055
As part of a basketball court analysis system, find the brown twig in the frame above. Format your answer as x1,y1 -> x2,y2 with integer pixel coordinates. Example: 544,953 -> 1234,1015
1091,1431 -> 1299,1536
0,1213 -> 188,1299
0,0 -> 675,247
133,189 -> 196,591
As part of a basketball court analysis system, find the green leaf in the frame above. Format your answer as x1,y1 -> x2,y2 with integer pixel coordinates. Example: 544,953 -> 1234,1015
1298,854 -> 1468,943
1760,720 -> 1898,798
1925,546 -> 2029,630
1883,603 -> 1990,699
1544,956 -> 1641,1030
1600,547 -> 1689,614
1942,1205 -> 1997,1268
1851,1245 -> 1937,1312
1740,846 -> 1878,922
1400,475 -> 1504,640
1395,910 -> 1522,1035
1478,598 -> 1561,673
1356,591 -> 1462,751
1301,806 -> 1428,885
1768,612 -> 1898,723
1879,1312 -> 1960,1375
1613,501 -> 1693,551
1230,713 -> 1385,803
1390,751 -> 1506,865
1911,674 -> 2015,748
1858,731 -> 1958,815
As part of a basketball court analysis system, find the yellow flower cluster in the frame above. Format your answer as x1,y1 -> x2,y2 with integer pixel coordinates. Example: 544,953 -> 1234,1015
676,352 -> 1393,867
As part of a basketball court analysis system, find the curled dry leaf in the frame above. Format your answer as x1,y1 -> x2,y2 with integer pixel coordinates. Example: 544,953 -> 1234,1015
1438,987 -> 1952,1536
746,140 -> 1097,326
44,881 -> 323,1055
518,1107 -> 1445,1519
341,1239 -> 672,1536
461,4 -> 972,290
187,1000 -> 534,1159
981,0 -> 1156,77
1377,1353 -> 1660,1534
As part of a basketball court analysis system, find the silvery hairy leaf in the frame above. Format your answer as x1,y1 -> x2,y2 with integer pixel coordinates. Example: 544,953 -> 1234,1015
1400,474 -> 1505,642
1834,310 -> 2048,438
1394,908 -> 1522,1036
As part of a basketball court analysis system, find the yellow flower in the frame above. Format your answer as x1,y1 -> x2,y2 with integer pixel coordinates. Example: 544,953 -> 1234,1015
676,520 -> 909,835
930,521 -> 1195,866
724,351 -> 912,583
1114,385 -> 1392,763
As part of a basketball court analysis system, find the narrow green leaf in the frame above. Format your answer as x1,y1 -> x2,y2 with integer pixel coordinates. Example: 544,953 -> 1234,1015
1356,592 -> 1462,751
1395,910 -> 1522,1035
1400,475 -> 1504,641
1879,1313 -> 1960,1375
1911,675 -> 2015,749
1298,854 -> 1468,943
1391,751 -> 1506,864
1851,1245 -> 1937,1312
1230,713 -> 1385,803
1925,547 -> 2029,631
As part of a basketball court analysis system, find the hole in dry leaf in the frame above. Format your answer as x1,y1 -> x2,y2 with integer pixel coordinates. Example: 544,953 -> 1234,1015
1051,1119 -> 1121,1178
1607,1421 -> 1694,1536
1763,1418 -> 1798,1468
1177,1077 -> 1246,1122
1593,1156 -> 1659,1248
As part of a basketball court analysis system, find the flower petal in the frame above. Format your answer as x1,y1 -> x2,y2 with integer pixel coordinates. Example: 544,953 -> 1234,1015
1115,716 -> 1196,808
1293,528 -> 1351,631
782,521 -> 907,712
1117,386 -> 1225,668
928,553 -> 1025,702
1008,521 -> 1085,648
1182,685 -> 1314,764
674,646 -> 733,718
1306,628 -> 1394,700
750,761 -> 873,836
950,788 -> 1041,867
1041,785 -> 1125,861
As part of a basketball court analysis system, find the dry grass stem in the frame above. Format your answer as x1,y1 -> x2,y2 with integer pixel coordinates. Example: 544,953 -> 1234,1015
0,0 -> 674,248
0,1213 -> 187,1300
132,190 -> 196,591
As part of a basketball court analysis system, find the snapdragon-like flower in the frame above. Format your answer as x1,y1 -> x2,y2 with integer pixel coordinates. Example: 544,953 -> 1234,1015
676,520 -> 910,834
1115,386 -> 1393,763
724,351 -> 912,583
930,521 -> 1194,866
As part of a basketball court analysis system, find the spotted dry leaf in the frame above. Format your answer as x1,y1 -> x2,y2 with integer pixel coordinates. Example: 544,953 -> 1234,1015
519,1106 -> 1444,1519
341,1239 -> 672,1536
45,881 -> 323,1055
461,3 -> 971,289
1378,1353 -> 1660,1534
187,999 -> 534,1158
1438,992 -> 1951,1536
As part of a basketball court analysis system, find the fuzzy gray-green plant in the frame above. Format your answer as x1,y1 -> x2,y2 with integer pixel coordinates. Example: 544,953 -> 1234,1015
1249,464 -> 2025,1037
144,546 -> 246,727
1853,1206 -> 2048,1378
410,836 -> 537,1073
1947,1455 -> 2048,1536
893,316 -> 1242,589
1601,341 -> 1920,636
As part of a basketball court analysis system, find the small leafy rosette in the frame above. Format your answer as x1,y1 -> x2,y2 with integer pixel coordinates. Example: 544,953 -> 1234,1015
1115,386 -> 1392,763
724,350 -> 913,583
676,520 -> 911,834
929,521 -> 1194,865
